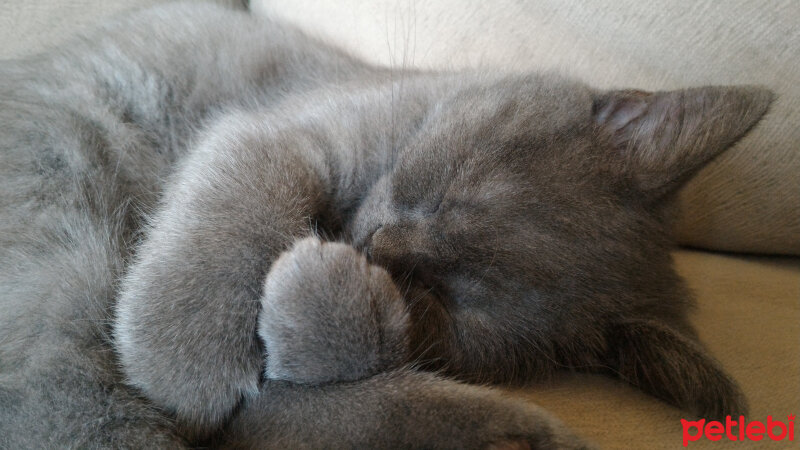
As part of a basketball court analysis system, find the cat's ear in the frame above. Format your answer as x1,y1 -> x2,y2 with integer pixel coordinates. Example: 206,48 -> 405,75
604,319 -> 746,420
593,86 -> 773,199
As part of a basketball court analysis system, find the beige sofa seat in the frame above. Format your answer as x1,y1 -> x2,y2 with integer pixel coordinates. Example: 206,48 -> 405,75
1,1 -> 797,448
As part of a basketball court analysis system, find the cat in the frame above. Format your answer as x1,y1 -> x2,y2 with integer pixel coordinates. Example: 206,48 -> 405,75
0,2 -> 772,448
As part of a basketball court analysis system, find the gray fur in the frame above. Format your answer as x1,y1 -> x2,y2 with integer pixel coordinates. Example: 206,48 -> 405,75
0,2 -> 772,448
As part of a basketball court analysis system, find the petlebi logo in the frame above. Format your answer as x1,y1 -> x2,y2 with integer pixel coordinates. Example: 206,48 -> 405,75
681,415 -> 795,447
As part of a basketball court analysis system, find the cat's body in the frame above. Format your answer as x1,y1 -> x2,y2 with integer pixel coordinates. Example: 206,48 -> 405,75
0,2 -> 771,448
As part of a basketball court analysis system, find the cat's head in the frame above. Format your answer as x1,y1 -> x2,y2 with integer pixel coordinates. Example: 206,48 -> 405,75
347,73 -> 771,414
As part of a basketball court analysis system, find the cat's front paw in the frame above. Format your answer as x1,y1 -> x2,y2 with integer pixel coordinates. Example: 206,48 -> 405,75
219,370 -> 594,449
258,236 -> 409,384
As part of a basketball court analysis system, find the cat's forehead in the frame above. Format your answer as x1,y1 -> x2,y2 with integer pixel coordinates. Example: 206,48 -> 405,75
404,72 -> 597,170
398,73 -> 596,178
440,72 -> 595,126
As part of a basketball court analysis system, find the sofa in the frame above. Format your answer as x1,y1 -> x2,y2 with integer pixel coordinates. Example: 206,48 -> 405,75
2,1 -> 797,448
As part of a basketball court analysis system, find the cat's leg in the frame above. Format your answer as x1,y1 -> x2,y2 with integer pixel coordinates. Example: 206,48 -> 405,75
113,113 -> 335,438
220,370 -> 591,449
604,319 -> 747,420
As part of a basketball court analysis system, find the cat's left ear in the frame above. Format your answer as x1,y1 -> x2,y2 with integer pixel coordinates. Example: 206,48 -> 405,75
593,86 -> 773,199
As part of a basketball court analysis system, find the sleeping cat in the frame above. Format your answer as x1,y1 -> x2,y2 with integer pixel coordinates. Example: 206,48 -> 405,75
0,2 -> 772,448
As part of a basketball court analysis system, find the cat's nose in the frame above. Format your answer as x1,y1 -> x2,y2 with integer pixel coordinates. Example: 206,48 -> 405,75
369,225 -> 448,294
359,225 -> 383,262
369,224 -> 436,276
369,225 -> 400,264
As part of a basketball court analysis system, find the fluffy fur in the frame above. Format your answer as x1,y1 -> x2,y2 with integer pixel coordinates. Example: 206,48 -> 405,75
0,2 -> 771,448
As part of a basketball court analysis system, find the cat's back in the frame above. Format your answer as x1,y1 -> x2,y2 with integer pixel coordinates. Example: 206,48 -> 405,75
0,4 -> 381,446
1,2 -> 369,178
0,0 -> 373,407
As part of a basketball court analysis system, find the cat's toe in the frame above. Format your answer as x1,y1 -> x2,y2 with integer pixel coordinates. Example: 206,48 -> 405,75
473,394 -> 595,450
486,439 -> 532,450
487,438 -> 590,450
258,237 -> 409,384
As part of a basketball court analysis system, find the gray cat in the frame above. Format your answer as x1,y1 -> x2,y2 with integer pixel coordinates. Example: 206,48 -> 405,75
0,2 -> 772,449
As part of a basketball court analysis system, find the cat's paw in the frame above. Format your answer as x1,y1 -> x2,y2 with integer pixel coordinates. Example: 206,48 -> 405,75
414,381 -> 594,450
607,319 -> 748,421
258,236 -> 409,384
